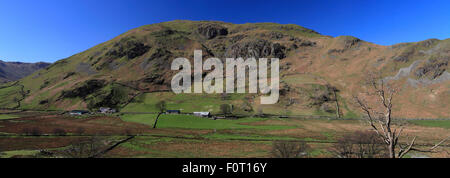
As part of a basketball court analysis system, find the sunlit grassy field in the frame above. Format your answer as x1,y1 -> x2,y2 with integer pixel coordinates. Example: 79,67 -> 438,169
122,92 -> 247,114
120,114 -> 296,130
0,114 -> 18,120
409,120 -> 450,129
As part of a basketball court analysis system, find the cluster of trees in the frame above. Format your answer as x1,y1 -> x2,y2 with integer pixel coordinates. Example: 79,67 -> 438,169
331,131 -> 387,158
59,136 -> 105,158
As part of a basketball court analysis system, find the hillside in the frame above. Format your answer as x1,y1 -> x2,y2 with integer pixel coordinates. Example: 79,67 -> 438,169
0,20 -> 448,118
0,60 -> 50,83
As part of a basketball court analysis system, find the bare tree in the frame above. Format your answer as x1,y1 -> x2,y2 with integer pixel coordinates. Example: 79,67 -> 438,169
153,100 -> 166,129
23,127 -> 42,136
75,127 -> 85,135
220,93 -> 230,100
331,131 -> 387,158
354,71 -> 449,158
326,84 -> 341,119
271,141 -> 310,158
220,104 -> 231,117
53,128 -> 67,136
256,107 -> 264,117
60,136 -> 106,158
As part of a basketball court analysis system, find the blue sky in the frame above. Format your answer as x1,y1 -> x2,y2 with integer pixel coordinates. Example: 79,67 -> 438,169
1,0 -> 449,63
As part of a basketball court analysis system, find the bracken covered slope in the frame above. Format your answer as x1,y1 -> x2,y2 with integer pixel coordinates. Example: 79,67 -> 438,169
0,20 -> 448,118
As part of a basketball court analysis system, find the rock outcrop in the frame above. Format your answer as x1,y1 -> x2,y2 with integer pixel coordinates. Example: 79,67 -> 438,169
225,39 -> 286,59
415,58 -> 448,79
197,24 -> 228,39
106,37 -> 151,60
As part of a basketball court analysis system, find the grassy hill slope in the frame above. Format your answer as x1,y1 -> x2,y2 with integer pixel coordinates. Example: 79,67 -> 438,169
0,20 -> 448,118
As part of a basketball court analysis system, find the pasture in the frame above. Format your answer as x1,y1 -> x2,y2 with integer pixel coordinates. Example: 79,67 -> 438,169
0,111 -> 449,158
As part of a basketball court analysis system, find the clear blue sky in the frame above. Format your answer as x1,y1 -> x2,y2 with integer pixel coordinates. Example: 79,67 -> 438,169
1,0 -> 449,63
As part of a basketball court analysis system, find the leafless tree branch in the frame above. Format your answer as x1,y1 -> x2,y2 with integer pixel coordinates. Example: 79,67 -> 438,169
354,71 -> 448,158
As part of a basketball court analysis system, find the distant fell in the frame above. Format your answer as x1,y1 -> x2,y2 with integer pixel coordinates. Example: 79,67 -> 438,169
0,60 -> 50,83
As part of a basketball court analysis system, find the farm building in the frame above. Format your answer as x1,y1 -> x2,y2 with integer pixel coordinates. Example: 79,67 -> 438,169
99,107 -> 116,114
193,112 -> 211,117
166,110 -> 181,114
69,110 -> 89,116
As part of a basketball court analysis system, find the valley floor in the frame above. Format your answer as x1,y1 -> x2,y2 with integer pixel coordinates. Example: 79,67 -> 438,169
0,111 -> 449,158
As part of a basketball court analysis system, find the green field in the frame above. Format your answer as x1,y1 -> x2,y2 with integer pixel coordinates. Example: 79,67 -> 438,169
203,132 -> 297,141
409,120 -> 450,129
0,114 -> 19,120
120,114 -> 296,130
0,85 -> 23,108
122,92 -> 248,114
0,150 -> 40,158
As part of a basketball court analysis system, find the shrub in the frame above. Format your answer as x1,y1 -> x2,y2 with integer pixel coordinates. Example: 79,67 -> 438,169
331,131 -> 388,158
53,128 -> 67,136
75,127 -> 85,135
22,127 -> 42,136
60,136 -> 105,158
271,141 -> 310,158
29,127 -> 42,136
124,129 -> 133,136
